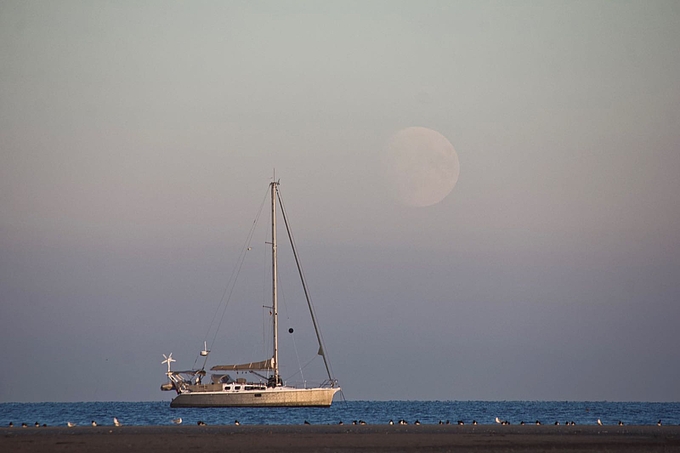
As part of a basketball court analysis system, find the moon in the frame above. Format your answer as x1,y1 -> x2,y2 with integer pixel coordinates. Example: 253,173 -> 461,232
384,127 -> 460,207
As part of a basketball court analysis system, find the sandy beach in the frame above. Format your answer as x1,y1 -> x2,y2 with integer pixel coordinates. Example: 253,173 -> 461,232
2,424 -> 680,452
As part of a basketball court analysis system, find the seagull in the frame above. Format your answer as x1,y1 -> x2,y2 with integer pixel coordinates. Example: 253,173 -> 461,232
554,421 -> 560,425
8,422 -> 13,428
520,421 -> 525,425
597,419 -> 603,426
495,417 -> 502,424
389,420 -> 394,425
91,420 -> 98,427
67,422 -> 76,428
172,418 -> 182,425
35,422 -> 40,427
359,420 -> 367,425
414,420 -> 421,425
457,420 -> 464,425
338,421 -> 344,425
234,420 -> 240,426
22,423 -> 27,428
398,419 -> 407,425
658,420 -> 662,426
304,420 -> 311,425
197,421 -> 207,426
535,420 -> 542,425
618,421 -> 624,426
113,417 -> 121,427
472,420 -> 478,425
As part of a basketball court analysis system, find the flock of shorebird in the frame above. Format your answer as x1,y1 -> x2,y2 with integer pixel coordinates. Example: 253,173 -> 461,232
6,417 -> 667,428
7,420 -> 109,428
491,416 -> 656,427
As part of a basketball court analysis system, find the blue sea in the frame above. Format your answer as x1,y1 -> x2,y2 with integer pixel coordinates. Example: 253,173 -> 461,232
2,401 -> 679,428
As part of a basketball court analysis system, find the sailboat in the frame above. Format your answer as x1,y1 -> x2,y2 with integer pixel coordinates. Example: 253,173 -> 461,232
161,180 -> 340,407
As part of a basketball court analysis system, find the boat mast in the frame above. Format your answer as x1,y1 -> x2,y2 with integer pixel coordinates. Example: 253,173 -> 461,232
271,180 -> 280,384
276,188 -> 336,386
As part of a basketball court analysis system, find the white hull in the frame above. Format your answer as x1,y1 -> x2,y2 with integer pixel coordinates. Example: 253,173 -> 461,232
170,386 -> 339,408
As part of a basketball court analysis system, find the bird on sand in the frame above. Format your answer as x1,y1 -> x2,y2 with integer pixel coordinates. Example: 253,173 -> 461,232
597,419 -> 602,426
91,420 -> 98,427
197,421 -> 207,426
234,420 -> 240,426
67,422 -> 76,428
172,418 -> 182,425
113,417 -> 121,427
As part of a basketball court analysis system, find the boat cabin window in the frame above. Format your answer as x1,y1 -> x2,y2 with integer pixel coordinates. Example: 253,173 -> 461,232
224,386 -> 231,390
234,386 -> 241,390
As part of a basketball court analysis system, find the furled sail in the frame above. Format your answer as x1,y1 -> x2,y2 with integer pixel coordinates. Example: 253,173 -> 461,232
210,358 -> 274,371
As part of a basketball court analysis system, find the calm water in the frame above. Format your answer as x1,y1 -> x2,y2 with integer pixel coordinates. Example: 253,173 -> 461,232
2,401 -> 679,428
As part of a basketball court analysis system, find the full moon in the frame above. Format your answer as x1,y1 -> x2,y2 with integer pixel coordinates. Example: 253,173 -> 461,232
384,127 -> 460,207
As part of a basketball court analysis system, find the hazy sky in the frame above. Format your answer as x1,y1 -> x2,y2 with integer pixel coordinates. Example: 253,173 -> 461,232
2,0 -> 679,403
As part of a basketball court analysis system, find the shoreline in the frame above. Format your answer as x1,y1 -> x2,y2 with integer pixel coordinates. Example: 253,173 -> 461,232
3,425 -> 680,452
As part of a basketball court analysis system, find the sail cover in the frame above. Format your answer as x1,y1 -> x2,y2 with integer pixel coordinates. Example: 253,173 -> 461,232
211,358 -> 274,371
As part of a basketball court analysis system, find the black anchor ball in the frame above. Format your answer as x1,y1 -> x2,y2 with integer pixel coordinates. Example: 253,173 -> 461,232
288,328 -> 294,334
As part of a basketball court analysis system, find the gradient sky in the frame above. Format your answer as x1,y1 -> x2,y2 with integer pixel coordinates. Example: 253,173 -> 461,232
1,1 -> 679,403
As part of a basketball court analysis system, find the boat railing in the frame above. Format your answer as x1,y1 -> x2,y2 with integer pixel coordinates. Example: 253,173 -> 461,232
286,379 -> 338,389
